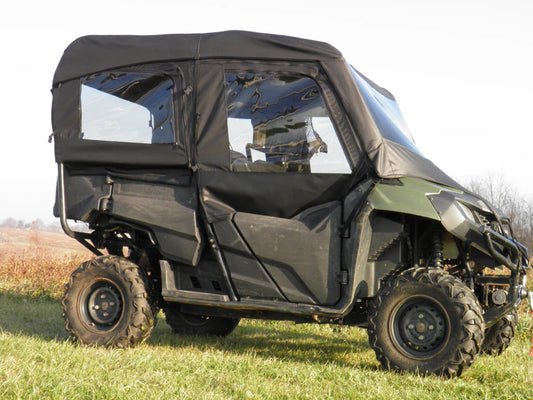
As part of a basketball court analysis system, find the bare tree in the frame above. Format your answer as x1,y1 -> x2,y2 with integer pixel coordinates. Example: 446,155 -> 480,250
466,174 -> 533,251
0,218 -> 16,228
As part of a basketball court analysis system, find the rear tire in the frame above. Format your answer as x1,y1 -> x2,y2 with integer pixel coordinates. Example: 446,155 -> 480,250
368,267 -> 484,377
106,246 -> 161,323
62,255 -> 155,348
481,309 -> 518,356
164,304 -> 239,337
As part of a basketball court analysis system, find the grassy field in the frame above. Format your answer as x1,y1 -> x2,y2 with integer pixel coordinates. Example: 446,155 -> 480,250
1,228 -> 532,399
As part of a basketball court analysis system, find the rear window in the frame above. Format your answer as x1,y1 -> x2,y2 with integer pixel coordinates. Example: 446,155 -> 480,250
80,72 -> 175,144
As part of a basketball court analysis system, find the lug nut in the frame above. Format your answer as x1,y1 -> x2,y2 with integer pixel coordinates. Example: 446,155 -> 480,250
94,305 -> 100,310
418,335 -> 424,341
429,325 -> 434,331
101,294 -> 106,299
408,324 -> 414,330
418,314 -> 424,319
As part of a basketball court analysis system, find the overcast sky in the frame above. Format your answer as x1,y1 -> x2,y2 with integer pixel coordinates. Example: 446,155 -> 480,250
1,0 -> 532,222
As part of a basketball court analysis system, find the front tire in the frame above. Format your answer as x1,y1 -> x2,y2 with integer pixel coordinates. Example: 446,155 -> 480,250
164,304 -> 240,337
481,309 -> 518,356
62,255 -> 155,348
368,267 -> 484,377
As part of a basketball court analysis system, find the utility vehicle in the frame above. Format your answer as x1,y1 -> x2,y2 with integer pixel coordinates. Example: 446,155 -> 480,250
51,31 -> 531,377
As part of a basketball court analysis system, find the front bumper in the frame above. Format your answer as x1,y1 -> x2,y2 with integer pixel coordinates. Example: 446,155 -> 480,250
428,190 -> 531,327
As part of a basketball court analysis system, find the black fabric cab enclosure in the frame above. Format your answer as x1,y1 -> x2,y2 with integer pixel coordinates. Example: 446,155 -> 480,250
51,30 -> 460,298
52,30 -> 459,188
51,30 -> 460,299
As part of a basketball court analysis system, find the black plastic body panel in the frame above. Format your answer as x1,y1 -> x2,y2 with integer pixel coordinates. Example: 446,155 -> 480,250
110,177 -> 203,265
364,214 -> 405,296
212,219 -> 286,301
54,172 -> 108,221
160,258 -> 231,301
56,164 -> 205,266
233,201 -> 342,305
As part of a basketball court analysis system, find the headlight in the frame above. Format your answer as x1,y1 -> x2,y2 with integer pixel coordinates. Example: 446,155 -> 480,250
457,201 -> 476,221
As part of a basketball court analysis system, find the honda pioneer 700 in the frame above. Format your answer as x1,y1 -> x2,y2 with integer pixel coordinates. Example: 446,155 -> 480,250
51,31 -> 531,377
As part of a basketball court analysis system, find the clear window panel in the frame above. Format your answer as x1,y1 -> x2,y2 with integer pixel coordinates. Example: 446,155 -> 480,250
308,117 -> 352,173
225,73 -> 351,174
80,72 -> 174,144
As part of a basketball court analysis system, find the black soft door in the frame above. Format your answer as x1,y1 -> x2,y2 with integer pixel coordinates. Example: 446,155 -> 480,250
60,64 -> 204,266
198,68 -> 354,306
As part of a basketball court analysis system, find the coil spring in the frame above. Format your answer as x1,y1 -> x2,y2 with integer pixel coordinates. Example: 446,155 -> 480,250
431,229 -> 443,268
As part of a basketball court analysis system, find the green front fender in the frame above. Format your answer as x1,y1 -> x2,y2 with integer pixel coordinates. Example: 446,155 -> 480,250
368,177 -> 462,220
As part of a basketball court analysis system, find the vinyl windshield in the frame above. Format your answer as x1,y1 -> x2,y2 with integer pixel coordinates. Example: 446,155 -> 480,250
348,65 -> 422,156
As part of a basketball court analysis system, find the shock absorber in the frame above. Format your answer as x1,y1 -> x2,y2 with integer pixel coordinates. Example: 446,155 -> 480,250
430,228 -> 443,268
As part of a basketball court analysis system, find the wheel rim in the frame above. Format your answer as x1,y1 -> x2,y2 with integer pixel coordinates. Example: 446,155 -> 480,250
389,295 -> 450,360
79,279 -> 124,332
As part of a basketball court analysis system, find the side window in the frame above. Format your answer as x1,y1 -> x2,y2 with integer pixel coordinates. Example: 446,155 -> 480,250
225,72 -> 351,173
80,72 -> 175,144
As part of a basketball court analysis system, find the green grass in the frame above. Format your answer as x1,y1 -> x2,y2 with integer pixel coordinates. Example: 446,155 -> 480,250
1,294 -> 532,399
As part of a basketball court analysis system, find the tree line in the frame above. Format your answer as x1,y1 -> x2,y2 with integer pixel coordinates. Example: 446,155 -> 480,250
0,218 -> 62,232
466,174 -> 532,252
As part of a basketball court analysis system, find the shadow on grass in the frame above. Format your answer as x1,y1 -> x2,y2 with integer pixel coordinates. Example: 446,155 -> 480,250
0,292 -> 378,370
149,321 -> 378,369
147,311 -> 378,369
0,293 -> 68,341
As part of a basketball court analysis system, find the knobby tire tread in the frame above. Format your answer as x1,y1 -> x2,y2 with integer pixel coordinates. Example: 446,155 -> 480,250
62,255 -> 155,348
368,267 -> 485,377
481,309 -> 518,356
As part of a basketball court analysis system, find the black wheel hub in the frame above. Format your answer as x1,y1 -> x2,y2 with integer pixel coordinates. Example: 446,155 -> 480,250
391,297 -> 449,359
81,281 -> 123,331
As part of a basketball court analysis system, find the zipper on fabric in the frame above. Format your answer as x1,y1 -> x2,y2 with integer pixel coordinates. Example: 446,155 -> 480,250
189,35 -> 202,173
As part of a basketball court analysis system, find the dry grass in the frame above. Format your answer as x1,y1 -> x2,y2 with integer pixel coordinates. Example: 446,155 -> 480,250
0,228 -> 91,298
1,226 -> 532,298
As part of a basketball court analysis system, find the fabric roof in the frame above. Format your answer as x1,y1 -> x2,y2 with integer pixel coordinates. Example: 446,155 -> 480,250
53,31 -> 342,86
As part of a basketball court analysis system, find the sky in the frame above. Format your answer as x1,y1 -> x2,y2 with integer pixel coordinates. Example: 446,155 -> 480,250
1,0 -> 532,223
